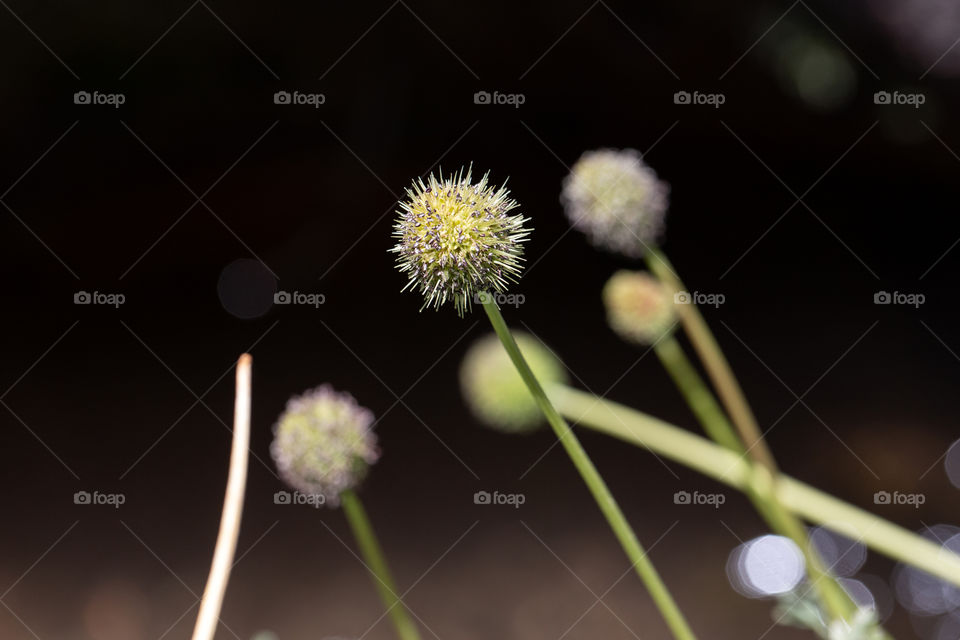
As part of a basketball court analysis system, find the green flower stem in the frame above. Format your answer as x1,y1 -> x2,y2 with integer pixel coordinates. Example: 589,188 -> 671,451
654,337 -> 743,452
548,383 -> 960,588
481,298 -> 697,640
645,249 -> 776,472
340,490 -> 421,640
654,336 -> 857,621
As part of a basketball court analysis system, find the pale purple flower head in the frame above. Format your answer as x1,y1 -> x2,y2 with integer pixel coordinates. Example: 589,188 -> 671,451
561,149 -> 669,258
271,385 -> 379,506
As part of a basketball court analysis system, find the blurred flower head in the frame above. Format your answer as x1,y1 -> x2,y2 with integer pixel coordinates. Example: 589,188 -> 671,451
271,385 -> 379,505
561,149 -> 669,257
460,332 -> 567,433
826,608 -> 885,640
392,166 -> 530,316
603,270 -> 676,345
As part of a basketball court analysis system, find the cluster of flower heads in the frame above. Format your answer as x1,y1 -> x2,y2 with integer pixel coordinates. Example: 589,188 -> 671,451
391,167 -> 530,316
603,270 -> 677,345
561,148 -> 669,258
460,331 -> 568,433
271,385 -> 379,506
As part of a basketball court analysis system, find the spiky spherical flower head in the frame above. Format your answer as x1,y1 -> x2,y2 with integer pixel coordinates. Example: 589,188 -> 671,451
603,270 -> 677,345
391,167 -> 531,316
459,331 -> 568,433
271,385 -> 379,506
560,149 -> 669,258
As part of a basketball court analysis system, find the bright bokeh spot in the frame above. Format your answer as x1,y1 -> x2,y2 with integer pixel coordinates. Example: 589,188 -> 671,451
893,525 -> 960,616
810,526 -> 867,577
933,610 -> 960,640
839,577 -> 876,611
855,574 -> 896,622
727,535 -> 805,598
944,439 -> 960,489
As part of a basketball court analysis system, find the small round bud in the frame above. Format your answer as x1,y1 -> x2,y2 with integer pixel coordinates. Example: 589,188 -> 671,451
271,385 -> 379,506
391,166 -> 531,316
560,148 -> 669,257
603,270 -> 676,345
459,332 -> 568,433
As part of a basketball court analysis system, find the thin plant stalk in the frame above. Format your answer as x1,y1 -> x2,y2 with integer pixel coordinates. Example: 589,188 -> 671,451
547,383 -> 960,588
646,250 -> 858,621
654,337 -> 742,452
645,249 -> 775,471
341,489 -> 422,640
192,353 -> 252,640
654,336 -> 857,621
482,297 -> 698,640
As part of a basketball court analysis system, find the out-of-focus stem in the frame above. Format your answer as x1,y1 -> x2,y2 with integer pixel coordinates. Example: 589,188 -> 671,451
192,354 -> 252,640
654,337 -> 742,452
341,489 -> 422,640
645,249 -> 775,471
548,383 -> 960,590
654,336 -> 856,621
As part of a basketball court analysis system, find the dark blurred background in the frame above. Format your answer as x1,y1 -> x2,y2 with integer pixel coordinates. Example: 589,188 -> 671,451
2,1 -> 960,638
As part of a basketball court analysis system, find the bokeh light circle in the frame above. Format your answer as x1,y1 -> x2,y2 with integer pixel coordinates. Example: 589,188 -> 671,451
810,526 -> 867,577
727,535 -> 805,598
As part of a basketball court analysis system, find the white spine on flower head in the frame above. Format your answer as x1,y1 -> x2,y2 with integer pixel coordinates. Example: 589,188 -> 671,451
391,166 -> 531,316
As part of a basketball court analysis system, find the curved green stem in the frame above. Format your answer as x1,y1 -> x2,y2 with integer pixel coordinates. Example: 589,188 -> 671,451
654,337 -> 743,452
482,298 -> 697,640
645,249 -> 775,471
548,384 -> 960,588
654,336 -> 857,621
341,490 -> 421,640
